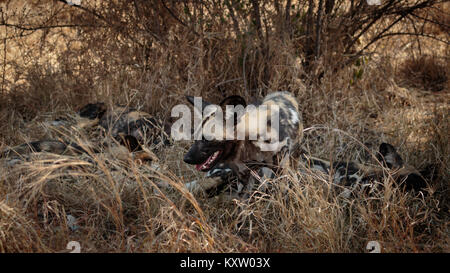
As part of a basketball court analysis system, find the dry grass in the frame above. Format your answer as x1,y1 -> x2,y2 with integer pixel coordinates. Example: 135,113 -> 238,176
0,63 -> 447,253
397,55 -> 448,92
0,0 -> 448,253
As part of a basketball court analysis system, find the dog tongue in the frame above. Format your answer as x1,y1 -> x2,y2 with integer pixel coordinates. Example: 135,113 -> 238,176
195,151 -> 220,171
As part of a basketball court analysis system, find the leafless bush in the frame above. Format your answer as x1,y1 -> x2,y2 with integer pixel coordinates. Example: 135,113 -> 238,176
0,1 -> 447,102
0,0 -> 448,253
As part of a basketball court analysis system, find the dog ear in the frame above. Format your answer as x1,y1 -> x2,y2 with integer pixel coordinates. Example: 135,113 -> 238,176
219,95 -> 246,126
186,96 -> 212,112
219,95 -> 246,108
78,102 -> 107,119
377,143 -> 404,169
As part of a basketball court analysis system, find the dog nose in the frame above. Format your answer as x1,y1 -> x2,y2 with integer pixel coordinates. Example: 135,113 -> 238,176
183,153 -> 194,164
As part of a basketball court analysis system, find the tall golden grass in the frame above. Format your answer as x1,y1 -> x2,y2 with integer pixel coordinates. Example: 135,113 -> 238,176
0,0 -> 448,252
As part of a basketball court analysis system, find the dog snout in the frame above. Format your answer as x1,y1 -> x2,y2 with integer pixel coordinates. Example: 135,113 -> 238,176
183,152 -> 195,164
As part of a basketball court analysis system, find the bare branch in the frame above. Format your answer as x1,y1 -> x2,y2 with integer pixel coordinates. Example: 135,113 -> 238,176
410,11 -> 450,32
226,0 -> 241,37
250,0 -> 264,42
373,31 -> 449,45
315,0 -> 324,59
285,0 -> 292,35
0,23 -> 101,31
160,0 -> 199,36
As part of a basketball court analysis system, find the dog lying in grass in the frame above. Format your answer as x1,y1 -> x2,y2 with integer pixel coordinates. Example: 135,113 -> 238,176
77,102 -> 171,148
183,91 -> 303,198
186,142 -> 430,199
300,142 -> 429,197
0,102 -> 167,165
182,92 -> 430,199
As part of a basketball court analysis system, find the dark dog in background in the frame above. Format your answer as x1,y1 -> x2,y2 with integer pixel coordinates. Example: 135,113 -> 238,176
0,102 -> 169,163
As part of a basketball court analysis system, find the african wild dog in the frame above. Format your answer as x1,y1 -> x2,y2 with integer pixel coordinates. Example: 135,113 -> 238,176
301,142 -> 429,196
186,142 -> 429,199
183,91 -> 303,196
0,103 -> 105,159
0,103 -> 167,164
0,140 -> 94,159
0,134 -> 157,165
181,91 -> 430,198
77,102 -> 171,148
376,143 -> 428,191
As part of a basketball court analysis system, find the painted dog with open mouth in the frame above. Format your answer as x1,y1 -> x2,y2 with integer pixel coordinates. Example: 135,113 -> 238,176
183,91 -> 303,197
182,91 -> 429,198
185,141 -> 430,199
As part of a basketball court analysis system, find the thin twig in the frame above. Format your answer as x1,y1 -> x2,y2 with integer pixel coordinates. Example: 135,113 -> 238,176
315,0 -> 324,59
226,0 -> 241,37
160,0 -> 199,36
1,9 -> 7,95
372,32 -> 449,45
0,23 -> 101,31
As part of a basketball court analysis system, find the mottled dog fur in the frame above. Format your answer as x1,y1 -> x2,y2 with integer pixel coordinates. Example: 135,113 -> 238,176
301,143 -> 428,195
0,140 -> 92,158
187,142 -> 429,199
78,102 -> 171,147
0,102 -> 166,164
183,91 -> 302,196
182,91 -> 428,198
